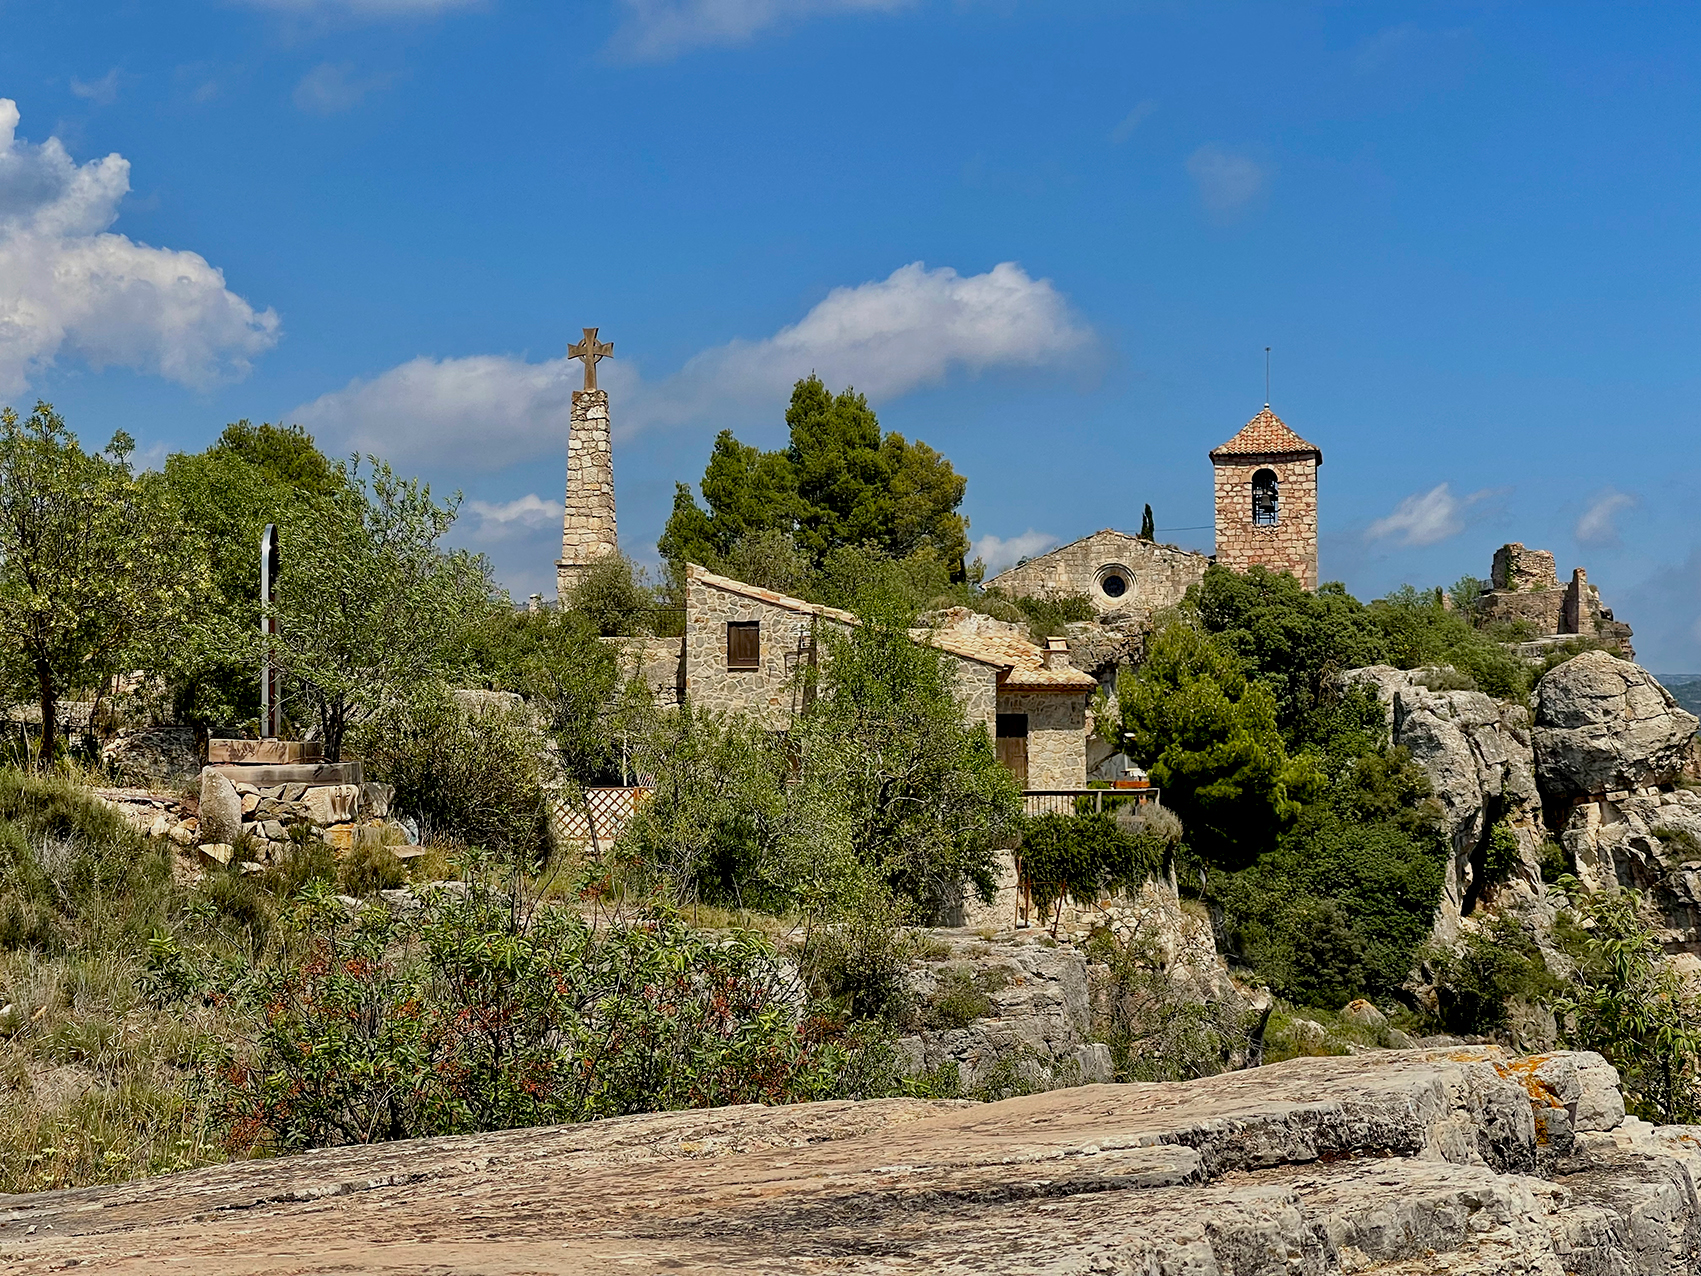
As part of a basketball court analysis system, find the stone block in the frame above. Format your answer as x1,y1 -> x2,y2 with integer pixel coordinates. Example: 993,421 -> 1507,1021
207,762 -> 363,788
198,843 -> 233,868
326,823 -> 386,852
361,782 -> 395,818
208,738 -> 323,765
304,784 -> 361,826
199,767 -> 243,846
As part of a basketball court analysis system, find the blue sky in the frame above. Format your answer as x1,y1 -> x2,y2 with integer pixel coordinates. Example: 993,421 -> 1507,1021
1,1 -> 1697,668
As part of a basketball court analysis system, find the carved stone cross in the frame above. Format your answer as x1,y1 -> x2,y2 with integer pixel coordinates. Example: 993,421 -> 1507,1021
568,327 -> 614,391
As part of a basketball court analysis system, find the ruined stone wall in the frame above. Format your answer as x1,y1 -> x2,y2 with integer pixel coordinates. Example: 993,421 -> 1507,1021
1479,587 -> 1567,635
556,389 -> 618,601
996,690 -> 1086,789
1491,543 -> 1558,591
987,530 -> 1209,616
1211,454 -> 1318,590
604,636 -> 685,706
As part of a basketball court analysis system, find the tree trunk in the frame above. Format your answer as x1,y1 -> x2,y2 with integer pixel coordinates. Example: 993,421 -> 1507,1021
35,664 -> 57,773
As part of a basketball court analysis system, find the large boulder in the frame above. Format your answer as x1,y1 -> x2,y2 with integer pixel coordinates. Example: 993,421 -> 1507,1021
1534,651 -> 1699,797
198,767 -> 243,846
100,726 -> 200,787
1563,788 -> 1701,946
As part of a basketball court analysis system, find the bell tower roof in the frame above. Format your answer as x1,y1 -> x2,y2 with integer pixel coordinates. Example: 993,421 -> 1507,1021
1208,406 -> 1321,466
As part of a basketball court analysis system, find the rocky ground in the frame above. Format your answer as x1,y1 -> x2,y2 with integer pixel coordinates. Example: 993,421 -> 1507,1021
3,1045 -> 1697,1274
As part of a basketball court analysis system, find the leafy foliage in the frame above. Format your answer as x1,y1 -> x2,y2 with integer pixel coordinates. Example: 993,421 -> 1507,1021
1017,810 -> 1164,925
0,402 -> 199,764
1425,915 -> 1561,1035
265,457 -> 493,760
660,376 -> 969,574
355,687 -> 548,857
215,879 -> 898,1151
1118,619 -> 1321,866
1557,882 -> 1701,1124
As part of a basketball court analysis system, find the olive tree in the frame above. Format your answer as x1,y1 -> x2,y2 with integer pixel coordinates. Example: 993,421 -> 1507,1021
267,457 -> 492,761
0,402 -> 196,767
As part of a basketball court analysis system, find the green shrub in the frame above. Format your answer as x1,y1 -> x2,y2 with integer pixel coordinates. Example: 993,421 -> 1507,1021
214,879 -> 900,1152
340,842 -> 406,897
1426,916 -> 1561,1035
1556,881 -> 1701,1124
1089,930 -> 1251,1081
1483,821 -> 1522,886
1018,810 -> 1163,925
923,966 -> 1009,1029
356,687 -> 546,859
568,553 -> 655,637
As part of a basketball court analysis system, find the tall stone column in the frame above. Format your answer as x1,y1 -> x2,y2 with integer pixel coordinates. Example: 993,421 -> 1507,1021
556,388 -> 618,601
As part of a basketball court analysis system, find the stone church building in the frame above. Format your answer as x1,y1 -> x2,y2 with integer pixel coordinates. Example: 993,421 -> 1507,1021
985,404 -> 1323,608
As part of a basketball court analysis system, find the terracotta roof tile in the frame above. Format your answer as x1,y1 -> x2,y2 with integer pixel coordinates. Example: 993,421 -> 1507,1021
1208,406 -> 1322,464
918,629 -> 1098,692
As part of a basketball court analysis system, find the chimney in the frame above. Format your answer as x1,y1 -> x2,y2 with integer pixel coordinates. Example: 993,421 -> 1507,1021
1044,636 -> 1070,670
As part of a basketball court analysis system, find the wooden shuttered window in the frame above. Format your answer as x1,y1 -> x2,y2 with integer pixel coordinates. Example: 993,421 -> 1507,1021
727,621 -> 761,670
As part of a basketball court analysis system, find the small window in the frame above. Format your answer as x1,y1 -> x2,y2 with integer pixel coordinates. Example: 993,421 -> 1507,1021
1252,469 -> 1279,526
1101,571 -> 1128,598
727,621 -> 760,670
996,713 -> 1029,738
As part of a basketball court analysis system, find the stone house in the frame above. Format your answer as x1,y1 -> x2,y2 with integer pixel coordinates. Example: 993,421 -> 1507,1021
669,565 -> 1096,789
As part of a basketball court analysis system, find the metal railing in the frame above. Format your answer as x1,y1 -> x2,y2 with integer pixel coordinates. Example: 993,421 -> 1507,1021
1021,787 -> 1160,818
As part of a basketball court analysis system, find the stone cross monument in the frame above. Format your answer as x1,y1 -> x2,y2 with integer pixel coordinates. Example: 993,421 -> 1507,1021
556,327 -> 619,601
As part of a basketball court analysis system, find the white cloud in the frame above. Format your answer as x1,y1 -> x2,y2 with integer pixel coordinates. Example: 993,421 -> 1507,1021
467,493 -> 563,530
1575,487 -> 1637,548
293,63 -> 392,114
975,530 -> 1059,577
1109,101 -> 1155,145
0,99 -> 279,397
608,0 -> 916,61
1366,483 -> 1494,547
295,261 -> 1092,470
1185,144 -> 1269,215
70,69 -> 121,106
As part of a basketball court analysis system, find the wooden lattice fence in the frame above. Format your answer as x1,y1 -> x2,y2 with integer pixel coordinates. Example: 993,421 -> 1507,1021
547,786 -> 653,853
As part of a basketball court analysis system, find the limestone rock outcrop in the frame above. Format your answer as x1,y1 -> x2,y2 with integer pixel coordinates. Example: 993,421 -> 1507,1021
1564,788 -> 1701,948
899,934 -> 1113,1092
8,1046 -> 1699,1275
1533,650 -> 1699,797
1345,666 -> 1543,934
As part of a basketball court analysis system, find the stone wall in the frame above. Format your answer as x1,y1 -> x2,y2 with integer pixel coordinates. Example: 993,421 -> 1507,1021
985,529 -> 1208,617
555,389 -> 618,600
606,636 -> 686,706
1491,542 -> 1558,591
683,572 -> 850,728
995,689 -> 1086,789
1211,454 -> 1318,590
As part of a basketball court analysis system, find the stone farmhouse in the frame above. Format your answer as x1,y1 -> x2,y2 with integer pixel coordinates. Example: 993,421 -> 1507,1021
985,404 -> 1323,612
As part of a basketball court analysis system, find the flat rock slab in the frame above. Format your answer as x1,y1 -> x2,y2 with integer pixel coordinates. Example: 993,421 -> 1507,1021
208,738 -> 323,765
205,761 -> 363,788
1,1048 -> 1696,1274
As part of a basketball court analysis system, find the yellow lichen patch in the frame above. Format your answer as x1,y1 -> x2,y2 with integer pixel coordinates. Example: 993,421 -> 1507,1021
1507,1055 -> 1564,1108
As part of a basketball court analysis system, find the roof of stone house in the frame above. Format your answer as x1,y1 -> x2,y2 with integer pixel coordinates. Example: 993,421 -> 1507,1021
685,564 -> 859,625
686,564 -> 1096,692
920,629 -> 1099,692
1208,406 -> 1322,465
